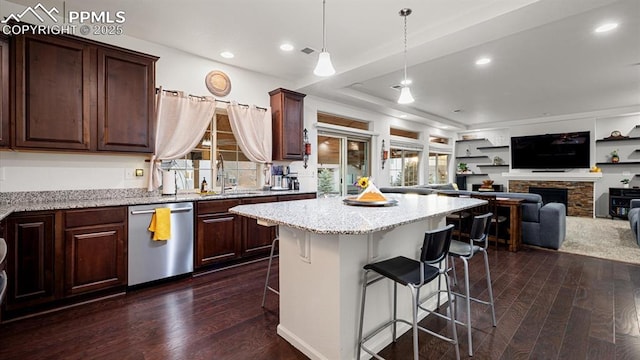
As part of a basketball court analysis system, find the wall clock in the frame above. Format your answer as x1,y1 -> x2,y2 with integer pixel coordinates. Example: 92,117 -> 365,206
205,70 -> 231,97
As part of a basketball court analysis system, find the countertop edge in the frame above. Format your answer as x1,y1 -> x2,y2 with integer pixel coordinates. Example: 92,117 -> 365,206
0,190 -> 316,222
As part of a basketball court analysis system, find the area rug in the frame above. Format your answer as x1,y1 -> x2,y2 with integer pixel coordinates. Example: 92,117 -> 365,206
559,216 -> 640,265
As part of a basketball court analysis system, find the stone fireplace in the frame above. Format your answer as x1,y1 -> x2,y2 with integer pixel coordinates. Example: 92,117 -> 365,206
509,180 -> 594,217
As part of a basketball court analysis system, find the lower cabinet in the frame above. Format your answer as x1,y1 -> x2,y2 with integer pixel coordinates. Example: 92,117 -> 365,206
5,212 -> 56,312
196,199 -> 242,269
63,207 -> 127,296
195,193 -> 317,270
4,207 -> 127,318
241,196 -> 278,257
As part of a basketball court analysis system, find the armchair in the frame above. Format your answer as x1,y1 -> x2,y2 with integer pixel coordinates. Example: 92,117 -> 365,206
628,199 -> 640,246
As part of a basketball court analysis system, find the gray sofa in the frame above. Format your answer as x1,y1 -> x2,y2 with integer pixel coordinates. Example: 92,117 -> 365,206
628,199 -> 640,246
379,186 -> 567,250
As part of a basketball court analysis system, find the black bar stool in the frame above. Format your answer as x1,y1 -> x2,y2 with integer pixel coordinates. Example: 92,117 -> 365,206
261,227 -> 279,307
449,212 -> 497,357
357,224 -> 460,360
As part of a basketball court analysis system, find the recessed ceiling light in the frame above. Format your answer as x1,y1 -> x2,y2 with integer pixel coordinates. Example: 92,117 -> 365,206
399,114 -> 407,118
280,43 -> 294,51
400,79 -> 412,86
594,22 -> 619,33
475,57 -> 491,65
220,51 -> 235,59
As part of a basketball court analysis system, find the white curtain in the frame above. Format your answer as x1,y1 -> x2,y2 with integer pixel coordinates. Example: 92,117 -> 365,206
148,89 -> 217,190
227,101 -> 272,164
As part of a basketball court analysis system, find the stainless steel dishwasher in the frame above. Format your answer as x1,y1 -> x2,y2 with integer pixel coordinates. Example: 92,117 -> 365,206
128,202 -> 194,286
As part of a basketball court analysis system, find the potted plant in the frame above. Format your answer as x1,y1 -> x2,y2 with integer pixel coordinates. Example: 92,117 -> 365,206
611,149 -> 620,163
621,178 -> 630,188
457,162 -> 470,174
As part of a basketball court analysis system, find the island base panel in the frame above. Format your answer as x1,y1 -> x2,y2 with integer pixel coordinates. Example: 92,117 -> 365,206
276,217 -> 446,360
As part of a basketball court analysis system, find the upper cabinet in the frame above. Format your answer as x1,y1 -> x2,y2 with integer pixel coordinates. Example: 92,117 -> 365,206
0,35 -> 9,147
14,34 -> 92,150
12,33 -> 158,153
269,88 -> 306,161
97,48 -> 156,152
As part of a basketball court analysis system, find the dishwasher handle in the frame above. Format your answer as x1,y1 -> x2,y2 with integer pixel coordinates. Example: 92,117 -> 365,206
130,206 -> 193,215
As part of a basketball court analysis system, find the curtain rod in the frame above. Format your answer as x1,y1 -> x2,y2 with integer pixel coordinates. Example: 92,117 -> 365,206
156,88 -> 268,111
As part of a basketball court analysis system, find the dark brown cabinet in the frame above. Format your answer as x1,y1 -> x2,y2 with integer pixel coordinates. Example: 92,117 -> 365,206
13,33 -> 157,153
269,88 -> 306,160
277,193 -> 317,202
5,212 -> 56,312
0,34 -> 9,147
196,199 -> 242,269
97,48 -> 156,152
241,196 -> 278,257
14,34 -> 92,150
63,207 -> 127,296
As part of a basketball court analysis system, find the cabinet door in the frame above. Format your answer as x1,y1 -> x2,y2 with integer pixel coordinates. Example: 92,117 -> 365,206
5,213 -> 56,310
270,88 -> 306,160
14,34 -> 91,150
97,48 -> 156,153
64,223 -> 126,296
195,213 -> 241,268
0,35 -> 8,147
241,196 -> 278,257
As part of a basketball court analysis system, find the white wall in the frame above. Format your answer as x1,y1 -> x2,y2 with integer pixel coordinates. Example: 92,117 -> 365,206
0,0 -> 292,192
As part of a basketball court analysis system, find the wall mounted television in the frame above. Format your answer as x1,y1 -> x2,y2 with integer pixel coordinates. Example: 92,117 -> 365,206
510,131 -> 590,169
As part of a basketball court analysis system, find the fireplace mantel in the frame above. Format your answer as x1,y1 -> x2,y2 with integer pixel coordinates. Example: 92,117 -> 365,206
502,172 -> 602,182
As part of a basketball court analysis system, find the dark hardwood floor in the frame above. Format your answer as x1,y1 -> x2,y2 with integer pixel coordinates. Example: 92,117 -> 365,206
1,247 -> 639,359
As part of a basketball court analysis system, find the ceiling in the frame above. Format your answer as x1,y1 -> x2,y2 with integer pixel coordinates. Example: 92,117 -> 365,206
7,0 -> 640,130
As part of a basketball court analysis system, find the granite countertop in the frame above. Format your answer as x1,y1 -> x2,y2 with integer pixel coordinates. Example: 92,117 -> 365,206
0,189 -> 315,221
229,193 -> 485,235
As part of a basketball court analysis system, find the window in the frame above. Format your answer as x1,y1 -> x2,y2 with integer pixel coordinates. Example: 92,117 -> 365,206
167,111 -> 259,191
215,113 -> 259,189
428,153 -> 449,184
389,149 -> 420,186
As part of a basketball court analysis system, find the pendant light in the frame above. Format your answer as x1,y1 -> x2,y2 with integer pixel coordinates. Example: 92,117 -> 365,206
398,8 -> 414,104
313,0 -> 336,76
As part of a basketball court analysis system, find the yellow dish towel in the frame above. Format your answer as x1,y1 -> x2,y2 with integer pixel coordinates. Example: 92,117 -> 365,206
148,208 -> 171,241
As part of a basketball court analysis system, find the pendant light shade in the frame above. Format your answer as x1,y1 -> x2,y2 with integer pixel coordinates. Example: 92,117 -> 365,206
314,0 -> 335,77
398,86 -> 415,104
314,51 -> 335,76
398,8 -> 414,104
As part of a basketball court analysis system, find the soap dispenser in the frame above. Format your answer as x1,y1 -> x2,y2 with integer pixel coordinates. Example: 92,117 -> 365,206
200,177 -> 208,192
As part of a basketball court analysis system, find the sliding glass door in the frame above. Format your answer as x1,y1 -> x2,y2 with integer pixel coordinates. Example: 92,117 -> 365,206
317,134 -> 370,196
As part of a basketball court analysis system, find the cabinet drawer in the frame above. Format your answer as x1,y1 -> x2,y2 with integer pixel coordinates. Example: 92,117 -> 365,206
242,196 -> 278,205
198,199 -> 241,214
65,207 -> 126,228
278,193 -> 317,202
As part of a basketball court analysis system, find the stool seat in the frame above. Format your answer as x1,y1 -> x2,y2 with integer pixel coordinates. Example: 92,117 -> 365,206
364,256 -> 440,287
449,240 -> 482,258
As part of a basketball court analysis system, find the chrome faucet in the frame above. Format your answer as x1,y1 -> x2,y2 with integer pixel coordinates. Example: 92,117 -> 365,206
217,153 -> 225,194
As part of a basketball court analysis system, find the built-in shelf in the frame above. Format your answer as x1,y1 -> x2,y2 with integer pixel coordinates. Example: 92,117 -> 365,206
455,156 -> 490,160
596,136 -> 640,143
456,138 -> 488,143
477,164 -> 510,167
596,161 -> 640,166
476,145 -> 509,150
456,173 -> 488,177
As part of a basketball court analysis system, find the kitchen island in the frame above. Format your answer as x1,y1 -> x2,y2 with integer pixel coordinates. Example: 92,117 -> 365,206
230,193 -> 484,360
